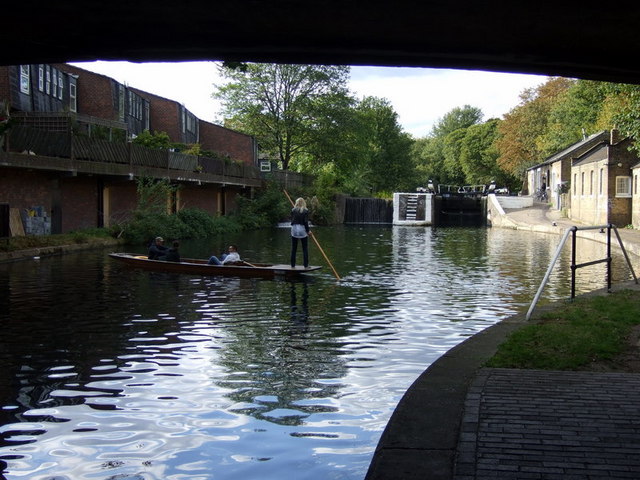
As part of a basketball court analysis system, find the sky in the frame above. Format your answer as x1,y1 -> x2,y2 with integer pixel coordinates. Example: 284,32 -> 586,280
69,61 -> 548,138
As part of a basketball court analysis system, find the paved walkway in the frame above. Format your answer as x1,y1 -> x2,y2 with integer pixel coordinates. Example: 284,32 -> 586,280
366,203 -> 640,480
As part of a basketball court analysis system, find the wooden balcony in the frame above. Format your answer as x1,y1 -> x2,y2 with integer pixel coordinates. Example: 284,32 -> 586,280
2,122 -> 262,187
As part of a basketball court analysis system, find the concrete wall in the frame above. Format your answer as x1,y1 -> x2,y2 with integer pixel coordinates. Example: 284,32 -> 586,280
570,154 -> 609,225
495,196 -> 533,209
393,192 -> 432,225
633,165 -> 640,228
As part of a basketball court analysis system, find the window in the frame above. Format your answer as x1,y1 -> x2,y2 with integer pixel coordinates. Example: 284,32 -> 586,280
589,170 -> 593,195
118,85 -> 125,121
45,66 -> 51,95
69,83 -> 77,112
58,75 -> 63,99
635,174 -> 638,195
52,70 -> 57,97
38,65 -> 44,91
599,168 -> 603,195
615,176 -> 632,197
581,172 -> 585,195
573,173 -> 577,195
20,65 -> 30,94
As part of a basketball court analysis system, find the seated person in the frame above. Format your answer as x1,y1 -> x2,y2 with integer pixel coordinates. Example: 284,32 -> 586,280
208,244 -> 241,265
148,236 -> 169,260
164,240 -> 181,262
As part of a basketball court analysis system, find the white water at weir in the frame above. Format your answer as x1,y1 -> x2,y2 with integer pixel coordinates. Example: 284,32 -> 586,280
0,226 -> 637,479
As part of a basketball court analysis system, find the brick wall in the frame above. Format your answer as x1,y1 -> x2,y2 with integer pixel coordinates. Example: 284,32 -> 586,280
0,168 -> 52,212
130,88 -> 182,141
55,63 -> 117,120
199,120 -> 256,166
608,141 -> 636,227
60,176 -> 99,232
0,66 -> 11,107
103,181 -> 138,227
178,185 -> 219,215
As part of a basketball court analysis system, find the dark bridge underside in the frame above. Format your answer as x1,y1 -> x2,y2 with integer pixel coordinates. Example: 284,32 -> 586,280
2,1 -> 640,85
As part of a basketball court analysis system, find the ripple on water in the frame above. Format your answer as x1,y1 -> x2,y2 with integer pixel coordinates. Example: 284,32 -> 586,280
2,228 -> 635,479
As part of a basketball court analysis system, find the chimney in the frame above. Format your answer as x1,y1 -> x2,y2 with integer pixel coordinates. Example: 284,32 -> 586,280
610,128 -> 620,144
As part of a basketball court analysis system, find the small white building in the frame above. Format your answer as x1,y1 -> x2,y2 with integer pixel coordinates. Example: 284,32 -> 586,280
526,131 -> 609,210
393,192 -> 432,225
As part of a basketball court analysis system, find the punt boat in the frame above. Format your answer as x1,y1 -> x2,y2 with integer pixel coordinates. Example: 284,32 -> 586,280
109,252 -> 322,279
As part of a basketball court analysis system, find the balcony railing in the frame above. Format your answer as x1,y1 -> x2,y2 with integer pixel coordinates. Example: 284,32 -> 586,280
4,124 -> 261,183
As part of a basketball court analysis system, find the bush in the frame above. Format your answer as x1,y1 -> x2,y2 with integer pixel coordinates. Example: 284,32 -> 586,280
121,208 -> 244,245
234,181 -> 291,228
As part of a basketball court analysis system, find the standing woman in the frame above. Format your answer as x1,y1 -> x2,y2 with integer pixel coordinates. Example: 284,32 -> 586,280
290,197 -> 310,268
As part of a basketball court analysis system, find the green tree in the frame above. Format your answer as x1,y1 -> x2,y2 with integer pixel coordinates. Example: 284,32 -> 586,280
215,63 -> 351,170
606,83 -> 640,156
355,96 -> 414,194
431,105 -> 483,137
459,119 -> 518,188
538,79 -> 608,156
495,77 -> 572,176
413,105 -> 484,187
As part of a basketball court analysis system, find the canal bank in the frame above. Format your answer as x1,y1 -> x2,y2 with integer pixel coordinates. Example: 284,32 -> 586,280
0,236 -> 125,263
366,203 -> 640,480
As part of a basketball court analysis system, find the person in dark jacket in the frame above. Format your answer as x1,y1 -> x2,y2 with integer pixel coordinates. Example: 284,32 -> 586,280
148,236 -> 168,260
290,197 -> 310,268
164,240 -> 181,262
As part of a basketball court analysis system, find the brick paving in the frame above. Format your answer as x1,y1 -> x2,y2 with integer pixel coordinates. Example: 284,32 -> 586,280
455,368 -> 640,479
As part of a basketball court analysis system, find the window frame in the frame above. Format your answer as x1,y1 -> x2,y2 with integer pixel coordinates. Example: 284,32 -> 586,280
20,65 -> 30,94
615,176 -> 632,198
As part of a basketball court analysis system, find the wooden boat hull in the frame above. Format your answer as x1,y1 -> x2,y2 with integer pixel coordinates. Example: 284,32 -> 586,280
109,253 -> 322,279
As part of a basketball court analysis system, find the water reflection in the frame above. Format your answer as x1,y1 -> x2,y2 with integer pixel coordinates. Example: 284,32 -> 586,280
0,226 -> 638,480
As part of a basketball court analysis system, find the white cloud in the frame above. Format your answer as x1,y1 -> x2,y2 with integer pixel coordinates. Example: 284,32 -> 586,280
70,61 -> 548,138
349,66 -> 548,137
69,61 -> 224,123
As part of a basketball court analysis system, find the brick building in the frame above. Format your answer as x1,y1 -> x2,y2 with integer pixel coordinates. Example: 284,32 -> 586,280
570,130 -> 639,227
55,63 -> 150,137
1,63 -> 263,235
633,162 -> 640,228
0,64 -> 77,115
129,87 -> 198,145
199,120 -> 257,167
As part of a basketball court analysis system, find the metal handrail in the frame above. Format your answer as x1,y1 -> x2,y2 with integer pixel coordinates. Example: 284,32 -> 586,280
526,224 -> 638,320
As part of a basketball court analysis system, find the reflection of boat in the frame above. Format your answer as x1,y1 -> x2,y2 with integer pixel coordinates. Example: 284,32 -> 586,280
109,253 -> 322,279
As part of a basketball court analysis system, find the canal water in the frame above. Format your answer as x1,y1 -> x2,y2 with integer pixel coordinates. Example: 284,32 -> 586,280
0,226 -> 637,480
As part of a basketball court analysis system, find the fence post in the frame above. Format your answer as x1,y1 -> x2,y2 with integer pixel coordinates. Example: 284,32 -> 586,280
570,227 -> 577,299
607,224 -> 612,292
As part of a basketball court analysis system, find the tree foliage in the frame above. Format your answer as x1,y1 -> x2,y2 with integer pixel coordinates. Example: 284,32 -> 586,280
495,77 -> 573,177
215,63 -> 351,171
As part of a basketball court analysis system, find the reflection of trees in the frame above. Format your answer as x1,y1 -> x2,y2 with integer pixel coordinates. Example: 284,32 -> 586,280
0,251 -> 203,443
214,280 -> 348,426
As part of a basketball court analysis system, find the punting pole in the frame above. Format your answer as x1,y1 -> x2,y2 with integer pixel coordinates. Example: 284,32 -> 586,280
284,189 -> 341,281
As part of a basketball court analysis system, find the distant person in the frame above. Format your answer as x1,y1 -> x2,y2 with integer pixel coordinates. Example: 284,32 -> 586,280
208,244 -> 241,265
290,197 -> 310,268
148,236 -> 168,260
164,240 -> 181,262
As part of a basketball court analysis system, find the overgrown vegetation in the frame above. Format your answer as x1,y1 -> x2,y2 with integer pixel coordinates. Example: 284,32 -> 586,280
116,177 -> 313,245
487,290 -> 640,370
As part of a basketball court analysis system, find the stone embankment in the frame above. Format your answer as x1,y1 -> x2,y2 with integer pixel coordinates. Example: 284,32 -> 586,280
0,237 -> 125,263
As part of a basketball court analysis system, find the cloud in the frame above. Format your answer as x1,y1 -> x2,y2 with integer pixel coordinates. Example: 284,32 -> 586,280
71,62 -> 547,138
349,66 -> 547,137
